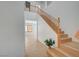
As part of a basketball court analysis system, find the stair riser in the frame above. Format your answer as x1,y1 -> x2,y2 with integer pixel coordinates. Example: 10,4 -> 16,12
58,31 -> 64,34
61,38 -> 72,44
60,34 -> 68,38
58,34 -> 68,38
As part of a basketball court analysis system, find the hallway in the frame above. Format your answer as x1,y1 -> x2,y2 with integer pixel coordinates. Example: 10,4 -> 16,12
25,32 -> 50,57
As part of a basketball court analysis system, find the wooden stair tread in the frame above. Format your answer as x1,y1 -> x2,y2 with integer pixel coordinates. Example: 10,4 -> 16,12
61,38 -> 72,44
62,38 -> 72,40
58,31 -> 64,34
66,41 -> 79,49
59,46 -> 79,56
47,44 -> 79,57
47,48 -> 66,57
58,34 -> 68,38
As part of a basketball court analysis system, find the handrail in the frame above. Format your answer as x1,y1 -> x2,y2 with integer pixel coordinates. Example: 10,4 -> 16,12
25,4 -> 60,28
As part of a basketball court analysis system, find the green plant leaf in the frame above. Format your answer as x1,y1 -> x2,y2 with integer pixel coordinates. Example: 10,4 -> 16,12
44,38 -> 55,46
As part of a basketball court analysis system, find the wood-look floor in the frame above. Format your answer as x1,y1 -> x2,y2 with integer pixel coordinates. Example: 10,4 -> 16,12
25,32 -> 79,57
47,41 -> 79,57
25,32 -> 50,57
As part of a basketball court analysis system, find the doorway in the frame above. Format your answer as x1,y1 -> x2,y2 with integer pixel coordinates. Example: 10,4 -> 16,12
25,20 -> 37,41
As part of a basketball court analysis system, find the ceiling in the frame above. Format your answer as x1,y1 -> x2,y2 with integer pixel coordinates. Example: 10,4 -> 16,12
28,1 -> 52,8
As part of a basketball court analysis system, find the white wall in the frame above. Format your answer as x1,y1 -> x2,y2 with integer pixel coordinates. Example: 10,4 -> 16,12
0,2 -> 24,56
45,1 -> 79,42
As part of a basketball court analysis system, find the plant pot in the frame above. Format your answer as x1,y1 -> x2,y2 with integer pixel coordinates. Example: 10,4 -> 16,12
48,46 -> 51,48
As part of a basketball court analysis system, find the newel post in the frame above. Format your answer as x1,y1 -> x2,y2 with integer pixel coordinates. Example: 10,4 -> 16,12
57,16 -> 61,48
58,17 -> 60,29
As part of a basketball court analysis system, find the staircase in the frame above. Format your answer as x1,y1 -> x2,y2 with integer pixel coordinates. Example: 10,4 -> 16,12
25,4 -> 72,47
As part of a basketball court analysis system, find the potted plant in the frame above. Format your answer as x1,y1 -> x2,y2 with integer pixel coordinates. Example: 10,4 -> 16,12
44,38 -> 55,48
